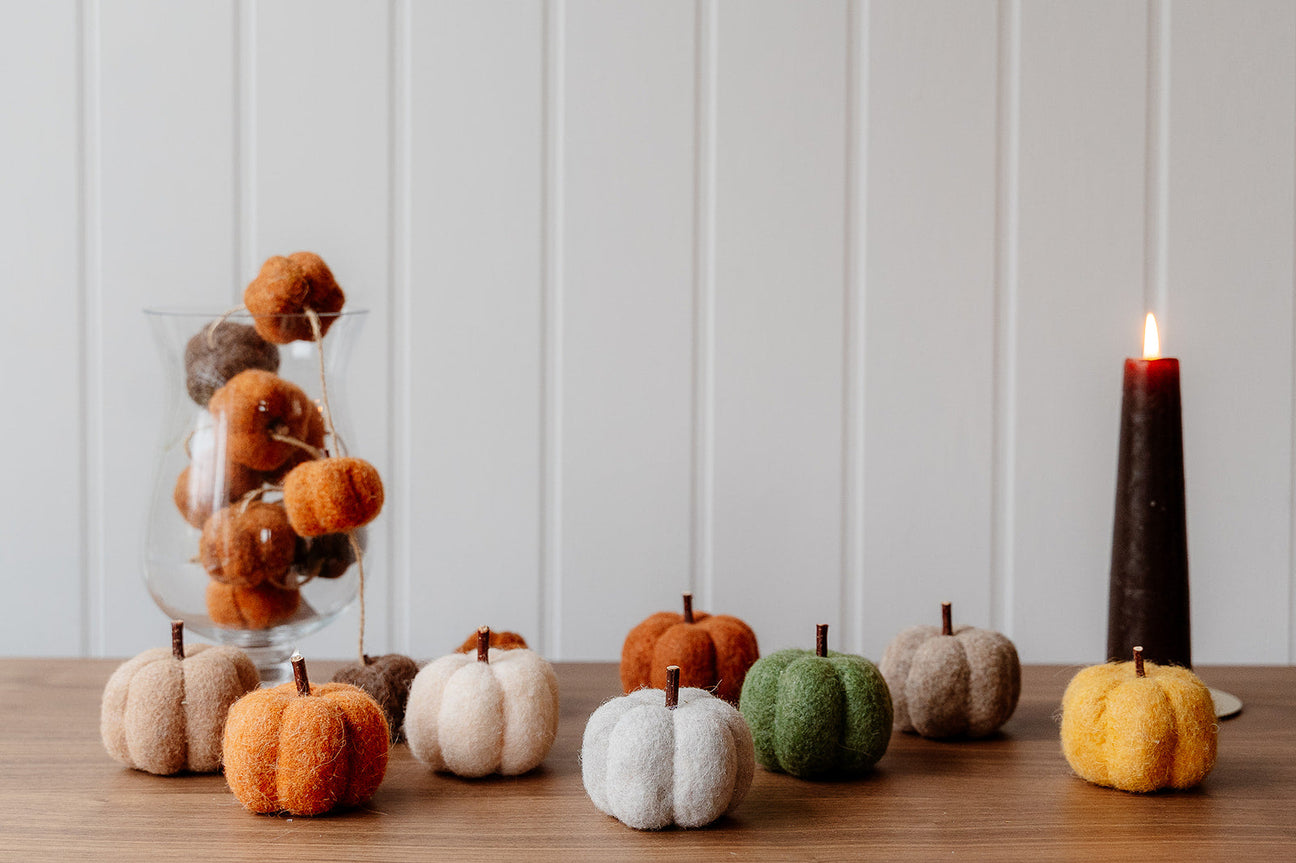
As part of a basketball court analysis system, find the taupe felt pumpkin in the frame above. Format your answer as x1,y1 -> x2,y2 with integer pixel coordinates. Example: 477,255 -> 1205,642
100,621 -> 260,775
878,602 -> 1020,739
331,653 -> 420,743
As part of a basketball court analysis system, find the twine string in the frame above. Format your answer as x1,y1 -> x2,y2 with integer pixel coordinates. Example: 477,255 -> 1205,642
347,531 -> 366,664
206,305 -> 247,348
306,309 -> 345,458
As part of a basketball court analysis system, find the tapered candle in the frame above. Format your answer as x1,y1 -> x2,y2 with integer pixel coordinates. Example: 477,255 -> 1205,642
1107,313 -> 1191,667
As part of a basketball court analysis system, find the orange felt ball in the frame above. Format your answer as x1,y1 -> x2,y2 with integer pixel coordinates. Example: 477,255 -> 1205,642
455,629 -> 529,654
199,501 -> 297,588
244,252 -> 346,344
208,369 -> 320,472
282,457 -> 384,537
206,580 -> 300,630
223,656 -> 388,816
620,593 -> 759,704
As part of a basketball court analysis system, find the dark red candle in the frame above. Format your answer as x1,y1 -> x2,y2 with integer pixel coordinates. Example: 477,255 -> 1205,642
1107,314 -> 1191,667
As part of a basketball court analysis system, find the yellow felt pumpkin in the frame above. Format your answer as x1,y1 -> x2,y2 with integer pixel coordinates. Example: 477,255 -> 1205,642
1061,646 -> 1217,793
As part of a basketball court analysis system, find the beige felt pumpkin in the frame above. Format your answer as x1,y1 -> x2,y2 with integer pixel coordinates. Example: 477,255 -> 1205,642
405,627 -> 559,777
879,601 -> 1021,739
100,621 -> 259,775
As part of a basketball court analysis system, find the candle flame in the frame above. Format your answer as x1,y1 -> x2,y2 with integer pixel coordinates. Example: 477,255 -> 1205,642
1143,313 -> 1160,359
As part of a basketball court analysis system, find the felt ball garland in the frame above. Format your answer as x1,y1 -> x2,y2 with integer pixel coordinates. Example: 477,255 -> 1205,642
739,623 -> 892,779
582,665 -> 755,830
620,591 -> 759,703
100,620 -> 259,775
405,627 -> 560,777
223,653 -> 389,816
879,601 -> 1021,739
1061,646 -> 1217,793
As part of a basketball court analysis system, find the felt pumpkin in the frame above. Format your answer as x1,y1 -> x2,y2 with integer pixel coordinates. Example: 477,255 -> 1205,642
206,580 -> 301,629
173,451 -> 264,530
223,653 -> 389,816
582,666 -> 755,830
879,601 -> 1021,739
101,620 -> 258,775
331,653 -> 420,743
738,623 -> 891,778
282,457 -> 384,537
405,627 -> 559,777
620,592 -> 759,703
208,369 -> 320,472
198,500 -> 297,588
293,529 -> 362,580
184,320 -> 279,406
455,629 -> 528,653
1061,646 -> 1217,793
244,251 -> 346,344
263,402 -> 326,484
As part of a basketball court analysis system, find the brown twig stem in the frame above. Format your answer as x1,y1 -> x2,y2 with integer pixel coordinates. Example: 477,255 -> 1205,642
816,623 -> 829,658
477,626 -> 491,663
665,666 -> 680,709
682,592 -> 694,624
171,620 -> 185,661
291,652 -> 311,696
1133,646 -> 1146,678
941,602 -> 953,636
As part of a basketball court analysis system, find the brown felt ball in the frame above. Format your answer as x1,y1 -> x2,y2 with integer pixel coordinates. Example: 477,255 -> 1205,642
173,460 -> 263,530
620,593 -> 760,704
206,580 -> 301,629
293,529 -> 361,580
199,501 -> 297,588
208,369 -> 320,471
223,655 -> 388,816
282,457 -> 384,537
101,621 -> 259,775
244,252 -> 346,344
184,321 -> 280,406
331,653 -> 420,743
455,629 -> 529,654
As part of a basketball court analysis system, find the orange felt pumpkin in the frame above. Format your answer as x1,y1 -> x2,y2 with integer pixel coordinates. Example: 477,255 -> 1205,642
223,653 -> 389,816
455,628 -> 528,654
620,592 -> 759,703
282,457 -> 384,537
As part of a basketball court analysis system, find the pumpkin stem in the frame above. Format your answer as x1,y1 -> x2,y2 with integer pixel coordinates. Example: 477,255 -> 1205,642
171,619 -> 185,661
682,592 -> 694,624
665,665 -> 680,709
291,652 -> 311,696
477,626 -> 490,663
816,623 -> 829,658
1133,645 -> 1146,678
941,601 -> 953,636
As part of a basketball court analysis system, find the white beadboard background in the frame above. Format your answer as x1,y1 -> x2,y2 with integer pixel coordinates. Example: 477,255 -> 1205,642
2,0 -> 1294,665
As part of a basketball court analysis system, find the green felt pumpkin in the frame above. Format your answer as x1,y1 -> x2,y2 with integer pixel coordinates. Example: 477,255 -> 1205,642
738,624 -> 892,779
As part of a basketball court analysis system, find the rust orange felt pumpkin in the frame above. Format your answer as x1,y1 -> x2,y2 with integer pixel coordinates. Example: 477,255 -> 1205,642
455,628 -> 528,653
620,592 -> 759,704
223,653 -> 389,816
282,457 -> 384,537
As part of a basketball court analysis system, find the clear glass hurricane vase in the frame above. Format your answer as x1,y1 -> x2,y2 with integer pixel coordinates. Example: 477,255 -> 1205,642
143,308 -> 367,683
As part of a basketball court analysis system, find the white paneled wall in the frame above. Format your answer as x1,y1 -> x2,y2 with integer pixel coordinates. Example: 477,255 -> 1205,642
2,0 -> 1293,664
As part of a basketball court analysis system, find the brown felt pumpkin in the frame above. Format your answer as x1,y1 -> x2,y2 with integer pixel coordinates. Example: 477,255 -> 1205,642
199,501 -> 297,588
244,252 -> 346,344
101,621 -> 259,775
878,602 -> 1021,739
620,592 -> 759,704
223,653 -> 389,816
282,457 -> 384,537
331,653 -> 420,743
456,629 -> 528,654
293,529 -> 362,580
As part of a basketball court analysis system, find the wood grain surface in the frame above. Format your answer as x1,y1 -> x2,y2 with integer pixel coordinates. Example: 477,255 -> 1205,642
1,661 -> 1291,861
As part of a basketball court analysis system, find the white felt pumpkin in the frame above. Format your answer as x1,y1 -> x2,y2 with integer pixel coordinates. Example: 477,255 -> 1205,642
405,628 -> 559,777
581,667 -> 755,830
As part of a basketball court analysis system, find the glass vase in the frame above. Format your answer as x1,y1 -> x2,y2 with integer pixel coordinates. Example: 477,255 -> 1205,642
143,308 -> 368,683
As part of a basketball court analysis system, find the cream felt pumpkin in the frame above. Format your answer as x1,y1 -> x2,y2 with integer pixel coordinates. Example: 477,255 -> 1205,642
879,601 -> 1021,739
100,621 -> 259,775
581,666 -> 755,830
405,627 -> 559,777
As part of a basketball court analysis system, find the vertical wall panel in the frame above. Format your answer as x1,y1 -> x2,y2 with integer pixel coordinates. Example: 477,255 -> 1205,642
0,2 -> 82,656
711,0 -> 849,653
97,0 -> 238,656
405,1 -> 545,657
255,0 -> 391,660
862,0 -> 999,657
1167,1 -> 1295,664
1011,1 -> 1147,663
558,1 -> 697,659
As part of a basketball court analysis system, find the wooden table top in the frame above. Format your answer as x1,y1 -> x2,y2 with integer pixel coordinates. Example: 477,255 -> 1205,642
1,660 -> 1292,861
